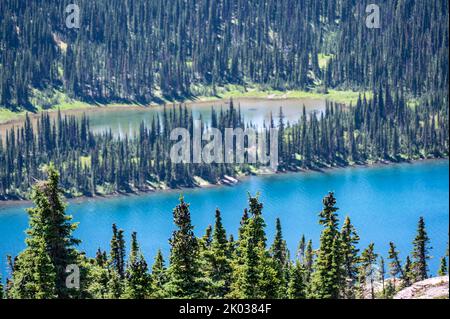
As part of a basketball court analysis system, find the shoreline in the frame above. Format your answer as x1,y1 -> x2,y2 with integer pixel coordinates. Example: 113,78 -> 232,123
0,96 -> 323,127
1,157 -> 448,210
0,87 -> 359,127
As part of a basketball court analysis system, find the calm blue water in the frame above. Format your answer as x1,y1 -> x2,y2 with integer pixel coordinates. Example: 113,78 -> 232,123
0,160 -> 448,281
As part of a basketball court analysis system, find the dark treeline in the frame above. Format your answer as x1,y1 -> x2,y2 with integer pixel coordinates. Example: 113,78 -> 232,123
0,101 -> 243,199
0,0 -> 448,109
1,86 -> 448,200
1,167 -> 447,299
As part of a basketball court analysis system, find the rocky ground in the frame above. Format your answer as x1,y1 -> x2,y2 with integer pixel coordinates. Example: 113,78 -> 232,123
394,276 -> 449,299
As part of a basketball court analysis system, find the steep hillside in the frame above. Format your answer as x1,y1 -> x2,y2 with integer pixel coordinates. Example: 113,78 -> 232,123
1,0 -> 448,110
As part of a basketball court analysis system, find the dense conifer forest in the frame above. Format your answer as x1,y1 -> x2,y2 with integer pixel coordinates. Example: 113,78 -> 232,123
1,167 -> 446,299
0,87 -> 448,200
1,0 -> 448,200
0,0 -> 448,109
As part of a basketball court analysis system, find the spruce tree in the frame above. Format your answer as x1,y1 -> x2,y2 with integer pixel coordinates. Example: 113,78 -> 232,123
85,259 -> 109,299
229,194 -> 278,298
110,224 -> 126,278
379,257 -> 386,298
124,232 -> 151,299
270,218 -> 289,298
200,225 -> 213,251
197,224 -> 214,295
287,261 -> 306,299
256,241 -> 280,299
107,268 -> 123,298
388,242 -> 404,291
385,281 -> 395,299
95,249 -> 108,268
9,237 -> 57,299
9,164 -> 80,298
150,250 -> 168,298
297,235 -> 306,263
403,256 -> 414,287
411,217 -> 431,281
166,196 -> 204,298
340,216 -> 360,299
204,209 -> 232,298
359,243 -> 378,299
227,234 -> 236,259
438,256 -> 447,276
311,192 -> 342,299
238,208 -> 249,242
303,239 -> 314,286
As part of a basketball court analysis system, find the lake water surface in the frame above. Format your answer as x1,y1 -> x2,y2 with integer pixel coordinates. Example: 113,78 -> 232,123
0,97 -> 326,138
85,98 -> 326,136
0,160 -> 448,280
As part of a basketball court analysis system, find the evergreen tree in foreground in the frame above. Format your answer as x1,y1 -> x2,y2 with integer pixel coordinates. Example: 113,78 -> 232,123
124,232 -> 151,298
411,217 -> 432,281
229,194 -> 279,298
10,237 -> 57,299
110,224 -> 126,278
151,250 -> 168,298
106,267 -> 123,299
303,239 -> 314,290
287,261 -> 307,299
378,257 -> 386,298
8,164 -> 80,299
438,257 -> 448,276
388,242 -> 404,291
270,218 -> 289,298
166,196 -> 204,298
311,192 -> 342,299
359,243 -> 378,299
84,250 -> 109,298
204,209 -> 232,298
340,216 -> 360,299
297,235 -> 306,264
403,256 -> 414,288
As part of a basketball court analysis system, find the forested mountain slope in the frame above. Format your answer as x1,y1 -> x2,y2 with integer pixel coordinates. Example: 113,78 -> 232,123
0,0 -> 448,110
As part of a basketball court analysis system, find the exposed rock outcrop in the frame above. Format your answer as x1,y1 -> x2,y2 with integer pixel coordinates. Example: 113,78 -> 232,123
394,276 -> 449,299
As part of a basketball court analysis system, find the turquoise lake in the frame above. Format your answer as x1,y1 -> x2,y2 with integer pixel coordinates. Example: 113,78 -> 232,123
0,160 -> 448,280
